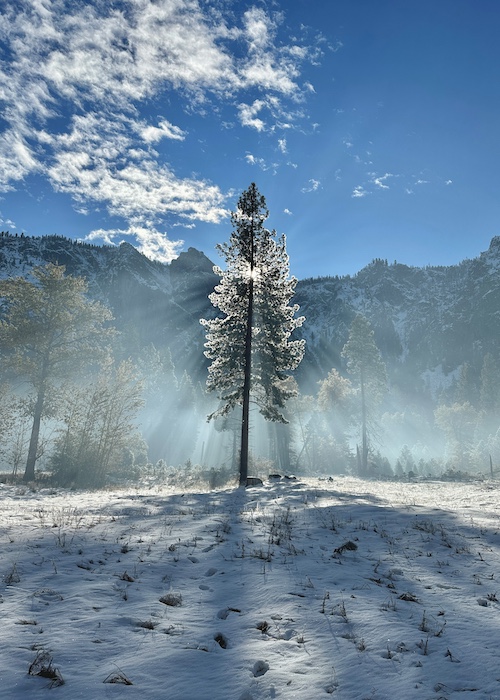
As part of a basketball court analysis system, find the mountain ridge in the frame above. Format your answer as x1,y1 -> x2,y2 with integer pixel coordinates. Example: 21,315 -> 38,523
1,231 -> 499,397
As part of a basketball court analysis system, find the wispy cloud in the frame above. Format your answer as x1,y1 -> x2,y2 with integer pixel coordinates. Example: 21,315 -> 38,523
87,224 -> 184,264
238,100 -> 267,131
0,213 -> 17,230
301,178 -> 321,193
245,153 -> 278,173
352,185 -> 369,198
44,113 -> 227,239
372,173 -> 393,189
350,171 -> 398,198
0,0 -> 318,260
140,120 -> 186,144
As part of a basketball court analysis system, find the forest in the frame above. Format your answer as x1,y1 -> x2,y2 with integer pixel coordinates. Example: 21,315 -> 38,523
1,224 -> 500,488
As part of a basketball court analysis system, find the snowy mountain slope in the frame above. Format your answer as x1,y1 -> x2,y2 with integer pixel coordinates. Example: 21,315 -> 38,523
1,232 -> 499,392
295,238 -> 500,392
0,233 -> 217,374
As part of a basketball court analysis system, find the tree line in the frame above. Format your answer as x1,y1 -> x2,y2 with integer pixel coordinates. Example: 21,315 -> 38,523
0,264 -> 209,486
1,185 -> 500,487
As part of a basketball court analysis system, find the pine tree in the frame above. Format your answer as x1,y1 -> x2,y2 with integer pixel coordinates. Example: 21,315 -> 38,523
136,344 -> 178,464
342,315 -> 387,475
317,369 -> 355,441
317,368 -> 355,470
480,353 -> 500,416
455,362 -> 478,406
201,183 -> 305,485
0,263 -> 114,481
434,401 -> 478,471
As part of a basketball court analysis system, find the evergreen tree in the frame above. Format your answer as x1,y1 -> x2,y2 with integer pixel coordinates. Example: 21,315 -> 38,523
0,264 -> 114,481
480,353 -> 500,416
397,444 -> 416,475
342,315 -> 387,475
316,368 -> 355,472
201,183 -> 305,485
0,383 -> 19,470
455,362 -> 478,406
318,369 -> 355,443
434,401 -> 479,472
136,344 -> 178,464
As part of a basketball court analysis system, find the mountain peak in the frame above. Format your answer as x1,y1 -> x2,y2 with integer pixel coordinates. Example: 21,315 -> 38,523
170,247 -> 215,275
119,241 -> 143,257
488,236 -> 500,252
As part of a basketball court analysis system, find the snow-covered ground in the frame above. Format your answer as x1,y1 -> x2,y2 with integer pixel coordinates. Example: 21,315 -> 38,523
1,476 -> 500,699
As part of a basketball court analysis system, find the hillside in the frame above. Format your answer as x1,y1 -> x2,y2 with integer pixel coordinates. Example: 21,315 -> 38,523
0,232 -> 217,376
2,231 -> 500,395
295,237 -> 500,394
2,231 -> 500,474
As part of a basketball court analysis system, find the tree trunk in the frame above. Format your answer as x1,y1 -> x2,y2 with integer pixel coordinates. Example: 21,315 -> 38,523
239,275 -> 254,486
274,422 -> 290,471
360,369 -> 368,475
24,386 -> 45,482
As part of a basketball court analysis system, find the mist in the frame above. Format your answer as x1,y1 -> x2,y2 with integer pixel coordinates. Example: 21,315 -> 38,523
1,233 -> 500,487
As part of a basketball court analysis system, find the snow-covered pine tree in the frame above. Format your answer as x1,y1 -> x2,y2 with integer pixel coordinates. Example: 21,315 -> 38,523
201,183 -> 305,486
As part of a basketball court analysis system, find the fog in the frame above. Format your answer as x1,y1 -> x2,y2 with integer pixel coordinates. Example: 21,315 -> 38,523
2,343 -> 498,487
1,236 -> 500,487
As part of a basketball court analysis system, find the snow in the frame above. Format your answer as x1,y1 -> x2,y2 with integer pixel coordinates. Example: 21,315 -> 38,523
1,476 -> 500,699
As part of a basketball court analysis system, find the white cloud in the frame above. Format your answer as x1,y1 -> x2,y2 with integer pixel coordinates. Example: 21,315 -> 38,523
237,95 -> 303,132
140,120 -> 186,144
445,179 -> 453,185
372,173 -> 393,190
46,113 -> 228,225
352,185 -> 368,198
243,7 -> 272,52
278,138 -> 287,154
172,222 -> 196,229
0,130 -> 40,191
0,0 -> 316,260
132,224 -> 185,263
238,100 -> 267,131
283,208 -> 293,216
87,224 -> 184,264
245,153 -> 277,173
0,213 -> 17,229
239,8 -> 298,95
301,179 -> 321,193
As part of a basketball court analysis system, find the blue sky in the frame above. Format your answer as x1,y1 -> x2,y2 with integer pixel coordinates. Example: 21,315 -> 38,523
1,0 -> 499,279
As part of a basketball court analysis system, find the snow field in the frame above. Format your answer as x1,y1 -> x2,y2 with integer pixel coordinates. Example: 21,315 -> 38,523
1,477 -> 500,699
